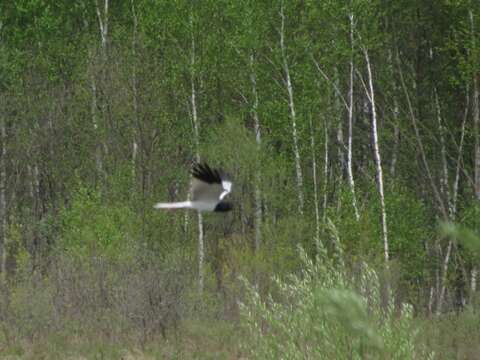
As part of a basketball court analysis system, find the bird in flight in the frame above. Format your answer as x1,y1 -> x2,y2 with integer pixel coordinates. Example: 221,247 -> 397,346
154,162 -> 233,212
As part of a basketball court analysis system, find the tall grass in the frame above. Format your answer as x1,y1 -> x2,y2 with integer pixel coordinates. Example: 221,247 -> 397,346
239,224 -> 433,359
3,220 -> 476,358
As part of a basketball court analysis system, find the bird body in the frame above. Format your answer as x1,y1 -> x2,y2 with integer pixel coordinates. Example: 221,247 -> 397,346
154,163 -> 233,212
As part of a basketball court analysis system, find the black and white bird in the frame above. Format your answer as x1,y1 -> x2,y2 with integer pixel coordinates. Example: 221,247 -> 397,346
153,162 -> 233,212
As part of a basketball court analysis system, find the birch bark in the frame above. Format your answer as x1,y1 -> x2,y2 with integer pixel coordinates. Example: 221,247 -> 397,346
92,0 -> 109,179
131,0 -> 139,184
364,49 -> 389,263
347,14 -> 360,221
388,50 -> 400,177
0,117 -> 6,275
95,0 -> 109,59
309,117 -> 320,242
452,87 -> 469,216
280,5 -> 304,214
334,68 -> 346,187
322,122 -> 329,224
190,20 -> 204,292
470,9 -> 479,296
471,10 -> 480,201
250,53 -> 263,250
90,76 -> 104,177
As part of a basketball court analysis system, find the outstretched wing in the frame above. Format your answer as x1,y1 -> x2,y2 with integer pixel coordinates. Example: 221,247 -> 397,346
191,163 -> 232,202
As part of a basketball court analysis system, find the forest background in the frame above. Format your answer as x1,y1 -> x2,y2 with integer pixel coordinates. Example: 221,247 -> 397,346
0,0 -> 479,358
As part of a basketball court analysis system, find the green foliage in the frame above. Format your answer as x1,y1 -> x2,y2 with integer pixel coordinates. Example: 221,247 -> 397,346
329,183 -> 432,297
419,305 -> 480,359
59,187 -> 139,261
441,203 -> 480,259
1,0 -> 480,357
384,185 -> 432,283
5,218 -> 31,280
239,246 -> 430,359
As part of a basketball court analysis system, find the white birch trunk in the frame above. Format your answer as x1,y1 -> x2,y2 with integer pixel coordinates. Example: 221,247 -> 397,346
390,121 -> 400,177
322,122 -> 329,224
33,164 -> 40,215
91,76 -> 103,176
280,5 -> 304,214
471,10 -> 480,201
131,0 -> 139,184
452,86 -> 469,216
0,118 -> 6,275
95,0 -> 109,58
334,68 -> 346,179
470,9 -> 479,299
190,22 -> 204,292
93,0 -> 109,179
309,117 -> 320,241
250,53 -> 263,250
364,49 -> 389,263
439,90 -> 469,310
437,239 -> 453,314
471,267 -> 478,295
428,286 -> 435,315
389,49 -> 400,177
27,165 -> 34,202
430,46 -> 453,217
434,86 -> 453,216
347,14 -> 360,221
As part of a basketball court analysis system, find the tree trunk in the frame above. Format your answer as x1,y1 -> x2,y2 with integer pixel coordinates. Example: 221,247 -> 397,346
190,20 -> 204,293
431,50 -> 453,216
334,67 -> 346,181
0,118 -> 6,275
95,0 -> 109,59
250,53 -> 263,250
471,10 -> 480,201
93,0 -> 109,180
309,117 -> 320,241
389,50 -> 400,177
470,9 -> 479,301
347,14 -> 360,221
280,5 -> 304,214
396,50 -> 448,218
131,0 -> 139,186
364,48 -> 389,263
91,76 -> 103,177
322,122 -> 329,224
452,86 -> 469,216
437,239 -> 453,314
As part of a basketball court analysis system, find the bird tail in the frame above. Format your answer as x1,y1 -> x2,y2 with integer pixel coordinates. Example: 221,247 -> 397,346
153,201 -> 192,210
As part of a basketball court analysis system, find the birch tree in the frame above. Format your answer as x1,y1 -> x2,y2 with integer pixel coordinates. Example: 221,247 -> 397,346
189,14 -> 204,292
470,8 -> 480,204
363,48 -> 389,263
347,14 -> 360,221
92,0 -> 110,179
0,116 -> 6,275
250,53 -> 263,250
95,0 -> 109,58
309,116 -> 321,241
130,0 -> 139,185
279,4 -> 304,214
469,8 -> 479,295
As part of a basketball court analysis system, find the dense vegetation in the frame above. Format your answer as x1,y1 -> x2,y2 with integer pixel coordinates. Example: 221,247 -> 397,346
0,0 -> 479,358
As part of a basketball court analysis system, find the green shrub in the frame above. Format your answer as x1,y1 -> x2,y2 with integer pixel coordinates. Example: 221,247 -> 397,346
58,187 -> 139,261
239,238 -> 432,359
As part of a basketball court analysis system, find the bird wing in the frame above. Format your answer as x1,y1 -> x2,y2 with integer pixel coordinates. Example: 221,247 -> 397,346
191,163 -> 232,202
